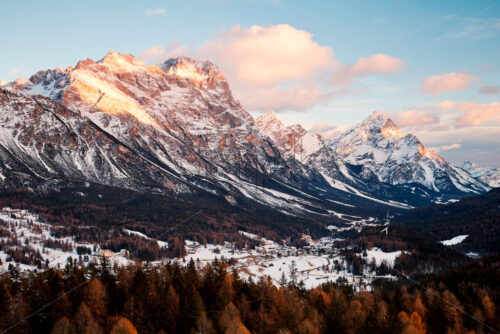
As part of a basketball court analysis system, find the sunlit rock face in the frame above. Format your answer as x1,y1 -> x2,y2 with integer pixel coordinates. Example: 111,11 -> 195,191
1,51 -> 490,214
6,51 -> 288,181
162,56 -> 229,91
3,51 -> 346,216
331,111 -> 489,194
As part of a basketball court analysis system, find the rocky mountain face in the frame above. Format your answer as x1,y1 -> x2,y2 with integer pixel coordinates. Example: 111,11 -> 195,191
1,51 -> 405,222
256,111 -> 490,205
459,161 -> 500,188
330,111 -> 490,199
0,51 -> 490,223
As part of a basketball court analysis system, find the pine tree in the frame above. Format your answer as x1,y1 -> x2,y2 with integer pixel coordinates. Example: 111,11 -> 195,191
84,278 -> 107,323
288,261 -> 298,287
74,302 -> 102,334
110,317 -> 138,334
50,317 -> 76,334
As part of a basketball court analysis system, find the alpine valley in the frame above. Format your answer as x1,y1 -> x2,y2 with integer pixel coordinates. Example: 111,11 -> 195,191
0,52 -> 498,283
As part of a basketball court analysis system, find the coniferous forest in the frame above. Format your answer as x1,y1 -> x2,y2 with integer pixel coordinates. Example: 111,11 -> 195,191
1,255 -> 499,334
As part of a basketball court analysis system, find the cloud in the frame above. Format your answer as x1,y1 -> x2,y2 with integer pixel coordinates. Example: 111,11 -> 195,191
349,54 -> 405,76
8,68 -> 20,75
389,109 -> 439,128
431,143 -> 462,152
447,18 -> 500,40
198,24 -> 335,87
139,41 -> 188,64
332,54 -> 405,85
145,8 -> 165,16
195,24 -> 338,111
139,24 -> 405,112
479,85 -> 499,95
420,71 -> 478,95
235,85 -> 329,112
309,122 -> 348,140
440,100 -> 500,127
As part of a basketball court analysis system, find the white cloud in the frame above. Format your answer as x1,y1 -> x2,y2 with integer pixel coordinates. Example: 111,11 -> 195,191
431,143 -> 461,152
145,8 -> 165,16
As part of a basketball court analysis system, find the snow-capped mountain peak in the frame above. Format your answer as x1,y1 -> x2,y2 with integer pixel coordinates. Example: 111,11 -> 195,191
256,111 -> 309,158
332,112 -> 489,196
459,161 -> 500,187
357,111 -> 405,140
99,50 -> 158,74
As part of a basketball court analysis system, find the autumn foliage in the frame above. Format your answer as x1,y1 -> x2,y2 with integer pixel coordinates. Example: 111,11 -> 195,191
0,256 -> 499,334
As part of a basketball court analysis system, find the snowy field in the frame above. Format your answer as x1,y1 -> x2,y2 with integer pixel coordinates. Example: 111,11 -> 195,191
440,235 -> 468,246
0,207 -> 401,289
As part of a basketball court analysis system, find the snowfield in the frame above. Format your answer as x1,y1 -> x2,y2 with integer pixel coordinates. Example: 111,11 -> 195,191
440,235 -> 468,246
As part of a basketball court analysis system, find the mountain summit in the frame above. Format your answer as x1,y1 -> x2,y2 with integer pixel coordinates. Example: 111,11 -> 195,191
331,111 -> 489,196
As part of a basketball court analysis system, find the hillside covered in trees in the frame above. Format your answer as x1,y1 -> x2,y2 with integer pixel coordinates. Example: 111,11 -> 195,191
395,188 -> 500,255
1,255 -> 499,334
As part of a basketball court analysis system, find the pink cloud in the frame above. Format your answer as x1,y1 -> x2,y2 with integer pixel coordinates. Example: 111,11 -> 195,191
195,24 -> 338,111
237,84 -> 328,112
349,54 -> 405,76
309,122 -> 348,140
139,41 -> 188,64
332,54 -> 405,84
139,24 -> 405,111
420,71 -> 478,95
198,24 -> 335,87
441,100 -> 500,126
447,101 -> 500,127
390,109 -> 439,128
8,67 -> 20,75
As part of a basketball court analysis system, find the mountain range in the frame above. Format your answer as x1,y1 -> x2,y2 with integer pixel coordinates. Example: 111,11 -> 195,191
0,51 -> 494,224
459,161 -> 500,188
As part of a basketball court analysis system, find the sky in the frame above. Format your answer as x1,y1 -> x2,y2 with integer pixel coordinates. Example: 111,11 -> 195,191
1,0 -> 499,167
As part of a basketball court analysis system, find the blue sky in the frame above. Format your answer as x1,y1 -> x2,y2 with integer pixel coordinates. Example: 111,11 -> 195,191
1,0 -> 499,166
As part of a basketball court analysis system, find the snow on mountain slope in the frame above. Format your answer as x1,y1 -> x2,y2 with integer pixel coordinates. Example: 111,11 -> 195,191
331,111 -> 490,197
2,51 -> 406,219
255,111 -> 423,208
459,161 -> 500,188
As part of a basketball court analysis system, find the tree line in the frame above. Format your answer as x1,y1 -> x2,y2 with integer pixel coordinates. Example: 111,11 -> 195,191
1,255 -> 499,334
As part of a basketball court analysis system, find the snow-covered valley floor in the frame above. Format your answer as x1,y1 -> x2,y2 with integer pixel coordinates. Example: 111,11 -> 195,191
0,207 -> 401,289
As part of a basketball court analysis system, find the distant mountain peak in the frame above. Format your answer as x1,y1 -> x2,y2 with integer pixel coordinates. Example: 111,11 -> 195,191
98,51 -> 149,72
256,110 -> 285,133
359,111 -> 405,139
459,161 -> 500,187
332,112 -> 488,194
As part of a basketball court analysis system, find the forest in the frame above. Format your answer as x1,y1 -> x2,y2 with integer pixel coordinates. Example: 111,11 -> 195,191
1,254 -> 499,334
396,188 -> 500,255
